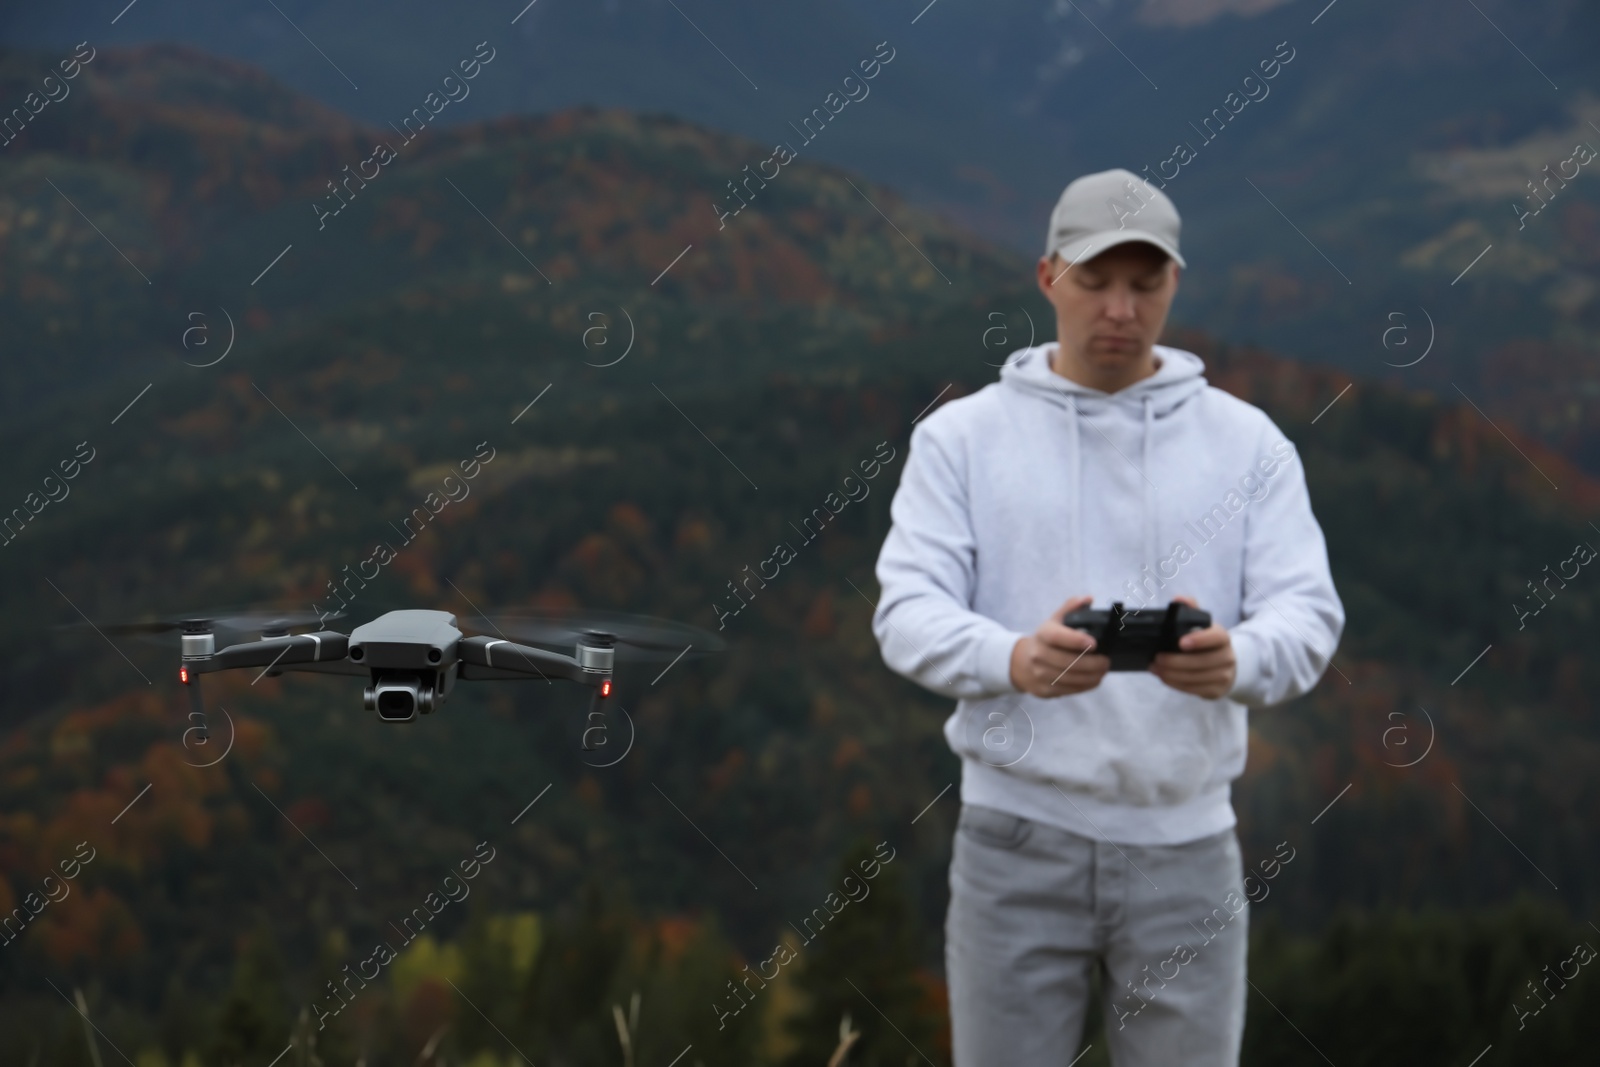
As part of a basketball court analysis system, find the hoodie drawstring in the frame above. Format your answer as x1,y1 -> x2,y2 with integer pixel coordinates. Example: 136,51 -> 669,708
1142,394 -> 1155,584
1070,395 -> 1082,591
1001,342 -> 1204,609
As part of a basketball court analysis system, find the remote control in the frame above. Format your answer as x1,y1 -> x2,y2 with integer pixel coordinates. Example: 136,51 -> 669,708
1059,600 -> 1212,671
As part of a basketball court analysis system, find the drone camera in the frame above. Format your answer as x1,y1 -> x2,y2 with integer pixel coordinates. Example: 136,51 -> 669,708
363,674 -> 437,722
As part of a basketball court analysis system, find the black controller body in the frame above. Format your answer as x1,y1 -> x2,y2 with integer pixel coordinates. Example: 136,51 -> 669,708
1060,601 -> 1212,671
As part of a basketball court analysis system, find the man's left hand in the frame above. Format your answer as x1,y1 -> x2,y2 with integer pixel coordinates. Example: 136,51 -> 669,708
1149,595 -> 1236,699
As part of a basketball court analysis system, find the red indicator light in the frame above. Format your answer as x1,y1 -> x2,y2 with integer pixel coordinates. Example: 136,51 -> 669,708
600,679 -> 612,698
179,666 -> 190,685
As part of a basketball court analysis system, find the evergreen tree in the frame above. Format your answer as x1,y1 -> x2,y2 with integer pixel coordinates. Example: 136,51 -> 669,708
783,839 -> 942,1066
206,922 -> 292,1066
517,878 -> 632,1063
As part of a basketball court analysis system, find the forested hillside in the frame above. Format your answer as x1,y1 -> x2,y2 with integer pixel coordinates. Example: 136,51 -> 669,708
1,37 -> 1597,1067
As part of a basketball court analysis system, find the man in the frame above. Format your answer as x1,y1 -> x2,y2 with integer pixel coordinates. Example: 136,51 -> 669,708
870,168 -> 1344,1065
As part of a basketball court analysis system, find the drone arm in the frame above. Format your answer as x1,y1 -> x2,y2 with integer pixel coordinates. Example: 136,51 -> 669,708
276,659 -> 372,677
186,632 -> 351,675
456,635 -> 588,683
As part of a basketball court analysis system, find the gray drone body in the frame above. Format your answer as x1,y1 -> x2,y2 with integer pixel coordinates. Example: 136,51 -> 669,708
176,608 -> 617,723
348,609 -> 463,719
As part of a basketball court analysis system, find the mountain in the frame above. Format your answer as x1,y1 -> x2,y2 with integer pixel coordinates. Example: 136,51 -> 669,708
4,0 -> 1599,470
2,33 -> 1599,1065
0,41 -> 1020,426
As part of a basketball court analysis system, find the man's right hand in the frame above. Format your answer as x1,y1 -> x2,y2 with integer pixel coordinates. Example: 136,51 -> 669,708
1009,595 -> 1111,697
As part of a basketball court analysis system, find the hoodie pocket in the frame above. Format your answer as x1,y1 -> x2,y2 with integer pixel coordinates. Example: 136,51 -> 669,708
957,805 -> 1032,850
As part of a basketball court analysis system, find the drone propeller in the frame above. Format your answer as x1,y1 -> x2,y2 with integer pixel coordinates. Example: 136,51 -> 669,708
460,609 -> 726,663
58,607 -> 344,652
89,607 -> 340,636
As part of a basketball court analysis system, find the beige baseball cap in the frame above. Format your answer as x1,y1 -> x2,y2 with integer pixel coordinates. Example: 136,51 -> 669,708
1045,167 -> 1186,269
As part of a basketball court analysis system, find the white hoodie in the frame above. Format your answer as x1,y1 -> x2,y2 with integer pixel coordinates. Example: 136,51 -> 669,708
872,341 -> 1344,845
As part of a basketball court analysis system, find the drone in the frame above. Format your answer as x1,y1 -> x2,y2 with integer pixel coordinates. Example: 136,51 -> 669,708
92,606 -> 725,730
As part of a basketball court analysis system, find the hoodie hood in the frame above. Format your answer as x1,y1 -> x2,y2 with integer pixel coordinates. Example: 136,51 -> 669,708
998,342 -> 1210,591
998,341 -> 1209,415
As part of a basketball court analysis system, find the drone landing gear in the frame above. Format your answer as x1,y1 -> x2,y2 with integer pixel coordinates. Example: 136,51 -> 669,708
582,677 -> 615,751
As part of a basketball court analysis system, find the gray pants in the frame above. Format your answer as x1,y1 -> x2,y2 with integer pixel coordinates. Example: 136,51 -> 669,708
946,804 -> 1247,1066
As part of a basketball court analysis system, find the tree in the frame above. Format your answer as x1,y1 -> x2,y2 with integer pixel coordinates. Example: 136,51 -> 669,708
783,839 -> 942,1066
207,922 -> 292,1066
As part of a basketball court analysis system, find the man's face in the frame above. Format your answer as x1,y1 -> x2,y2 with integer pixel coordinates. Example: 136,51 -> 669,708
1035,242 -> 1180,372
